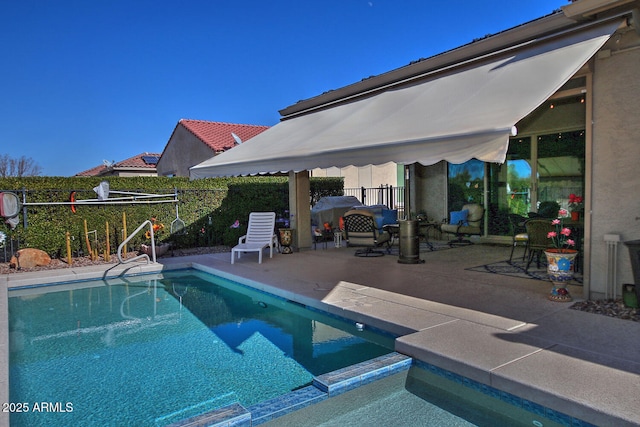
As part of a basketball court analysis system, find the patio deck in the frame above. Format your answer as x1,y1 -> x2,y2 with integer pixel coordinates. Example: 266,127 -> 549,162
1,243 -> 639,426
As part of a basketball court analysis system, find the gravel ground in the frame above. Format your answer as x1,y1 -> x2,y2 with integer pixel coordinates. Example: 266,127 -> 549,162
569,298 -> 639,322
2,246 -> 637,322
0,245 -> 231,275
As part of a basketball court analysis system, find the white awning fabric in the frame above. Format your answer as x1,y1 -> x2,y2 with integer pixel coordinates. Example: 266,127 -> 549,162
190,20 -> 619,178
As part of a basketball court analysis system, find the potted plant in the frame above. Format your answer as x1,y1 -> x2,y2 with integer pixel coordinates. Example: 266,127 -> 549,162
545,209 -> 578,302
568,193 -> 584,221
141,217 -> 170,257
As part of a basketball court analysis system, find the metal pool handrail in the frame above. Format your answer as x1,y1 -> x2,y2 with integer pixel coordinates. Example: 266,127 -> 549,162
118,220 -> 156,264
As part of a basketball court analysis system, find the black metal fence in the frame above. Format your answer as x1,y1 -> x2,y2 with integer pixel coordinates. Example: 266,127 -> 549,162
1,237 -> 19,263
343,185 -> 404,211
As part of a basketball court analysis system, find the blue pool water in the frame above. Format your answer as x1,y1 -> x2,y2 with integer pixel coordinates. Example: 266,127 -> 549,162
8,271 -> 394,426
264,362 -> 578,427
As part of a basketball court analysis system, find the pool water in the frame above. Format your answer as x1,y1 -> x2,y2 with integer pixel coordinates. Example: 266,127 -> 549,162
264,364 -> 569,427
8,271 -> 394,426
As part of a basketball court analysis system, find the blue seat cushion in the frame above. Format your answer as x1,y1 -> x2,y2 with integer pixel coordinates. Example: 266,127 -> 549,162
450,209 -> 469,226
375,215 -> 384,232
382,209 -> 398,225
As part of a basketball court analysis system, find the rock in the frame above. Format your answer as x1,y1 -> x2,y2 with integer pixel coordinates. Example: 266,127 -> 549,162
10,248 -> 52,269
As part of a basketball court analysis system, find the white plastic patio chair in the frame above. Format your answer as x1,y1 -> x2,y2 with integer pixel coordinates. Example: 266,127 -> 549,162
231,212 -> 277,264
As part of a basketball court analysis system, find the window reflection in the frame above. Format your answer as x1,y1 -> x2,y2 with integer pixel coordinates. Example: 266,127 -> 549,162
448,159 -> 484,212
537,130 -> 585,212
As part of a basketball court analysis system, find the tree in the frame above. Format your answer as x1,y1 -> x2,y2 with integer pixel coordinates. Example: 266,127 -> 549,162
0,154 -> 43,177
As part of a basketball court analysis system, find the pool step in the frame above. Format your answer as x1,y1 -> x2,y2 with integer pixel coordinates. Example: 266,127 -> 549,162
165,352 -> 412,427
313,352 -> 412,396
162,402 -> 250,427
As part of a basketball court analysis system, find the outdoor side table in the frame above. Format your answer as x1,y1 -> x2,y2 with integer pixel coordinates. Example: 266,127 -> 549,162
418,221 -> 441,251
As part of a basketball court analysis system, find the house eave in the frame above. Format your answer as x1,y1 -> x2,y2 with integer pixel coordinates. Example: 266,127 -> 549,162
562,0 -> 640,20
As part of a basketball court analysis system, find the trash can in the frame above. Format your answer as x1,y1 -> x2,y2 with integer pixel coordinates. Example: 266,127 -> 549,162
398,219 -> 423,264
624,239 -> 640,301
624,240 -> 640,282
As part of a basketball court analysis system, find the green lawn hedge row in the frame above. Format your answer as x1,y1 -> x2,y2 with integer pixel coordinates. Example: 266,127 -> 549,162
0,176 -> 343,258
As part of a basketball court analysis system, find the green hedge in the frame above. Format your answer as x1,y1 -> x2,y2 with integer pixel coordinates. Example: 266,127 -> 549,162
0,176 -> 343,257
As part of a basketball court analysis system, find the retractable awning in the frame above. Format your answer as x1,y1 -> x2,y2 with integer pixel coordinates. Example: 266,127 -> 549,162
190,19 -> 620,179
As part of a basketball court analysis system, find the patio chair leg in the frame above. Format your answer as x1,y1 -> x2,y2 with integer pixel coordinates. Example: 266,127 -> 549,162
525,251 -> 535,272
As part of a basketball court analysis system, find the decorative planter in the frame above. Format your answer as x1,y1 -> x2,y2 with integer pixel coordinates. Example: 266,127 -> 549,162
279,228 -> 293,254
570,211 -> 580,221
545,249 -> 578,302
140,243 -> 170,258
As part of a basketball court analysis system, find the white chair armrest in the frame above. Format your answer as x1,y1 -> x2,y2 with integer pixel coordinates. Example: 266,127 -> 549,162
238,234 -> 247,244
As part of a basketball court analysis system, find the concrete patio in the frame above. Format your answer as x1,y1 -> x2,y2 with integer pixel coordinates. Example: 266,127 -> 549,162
2,242 -> 639,426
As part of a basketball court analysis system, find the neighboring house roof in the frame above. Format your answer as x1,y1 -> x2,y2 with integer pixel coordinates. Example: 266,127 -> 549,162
75,152 -> 161,177
173,119 -> 270,154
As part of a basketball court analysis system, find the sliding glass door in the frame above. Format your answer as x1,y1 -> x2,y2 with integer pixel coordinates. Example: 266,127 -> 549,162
451,78 -> 587,237
487,137 -> 533,235
485,130 -> 585,236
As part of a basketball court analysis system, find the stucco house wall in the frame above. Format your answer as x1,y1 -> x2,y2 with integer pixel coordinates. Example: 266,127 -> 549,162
413,162 -> 448,222
311,163 -> 398,190
590,28 -> 640,296
156,126 -> 215,177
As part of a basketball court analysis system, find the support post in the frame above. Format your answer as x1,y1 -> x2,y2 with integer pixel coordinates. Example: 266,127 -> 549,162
288,170 -> 312,250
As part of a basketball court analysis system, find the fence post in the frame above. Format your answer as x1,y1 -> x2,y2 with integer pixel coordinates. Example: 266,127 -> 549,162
21,187 -> 28,229
361,186 -> 366,204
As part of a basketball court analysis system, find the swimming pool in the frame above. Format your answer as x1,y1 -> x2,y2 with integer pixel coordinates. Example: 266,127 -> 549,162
8,270 -> 395,426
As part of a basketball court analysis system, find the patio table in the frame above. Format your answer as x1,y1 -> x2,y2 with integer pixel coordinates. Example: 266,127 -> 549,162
384,221 -> 440,251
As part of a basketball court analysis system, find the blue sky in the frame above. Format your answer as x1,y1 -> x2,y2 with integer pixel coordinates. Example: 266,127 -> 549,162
1,0 -> 566,176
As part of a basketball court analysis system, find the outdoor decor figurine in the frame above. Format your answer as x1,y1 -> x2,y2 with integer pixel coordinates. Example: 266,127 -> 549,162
279,228 -> 293,254
545,209 -> 578,302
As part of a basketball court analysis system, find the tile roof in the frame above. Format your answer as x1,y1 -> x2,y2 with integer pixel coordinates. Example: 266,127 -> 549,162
75,152 -> 162,176
178,119 -> 270,153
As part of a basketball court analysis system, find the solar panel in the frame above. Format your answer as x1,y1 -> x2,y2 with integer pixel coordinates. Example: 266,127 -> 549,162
142,155 -> 159,165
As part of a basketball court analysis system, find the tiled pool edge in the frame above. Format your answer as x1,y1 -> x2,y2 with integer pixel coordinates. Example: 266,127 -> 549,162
411,360 -> 598,427
165,352 -> 412,427
312,352 -> 411,396
166,352 -> 597,427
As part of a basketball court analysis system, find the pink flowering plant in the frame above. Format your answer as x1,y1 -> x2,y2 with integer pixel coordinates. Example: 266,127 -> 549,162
547,209 -> 576,252
568,194 -> 584,212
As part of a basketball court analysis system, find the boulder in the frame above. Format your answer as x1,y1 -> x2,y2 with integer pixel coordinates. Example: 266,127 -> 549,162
10,248 -> 52,269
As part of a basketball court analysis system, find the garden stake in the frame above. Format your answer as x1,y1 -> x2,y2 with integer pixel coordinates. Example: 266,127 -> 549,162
83,219 -> 92,260
66,231 -> 72,265
105,221 -> 110,262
